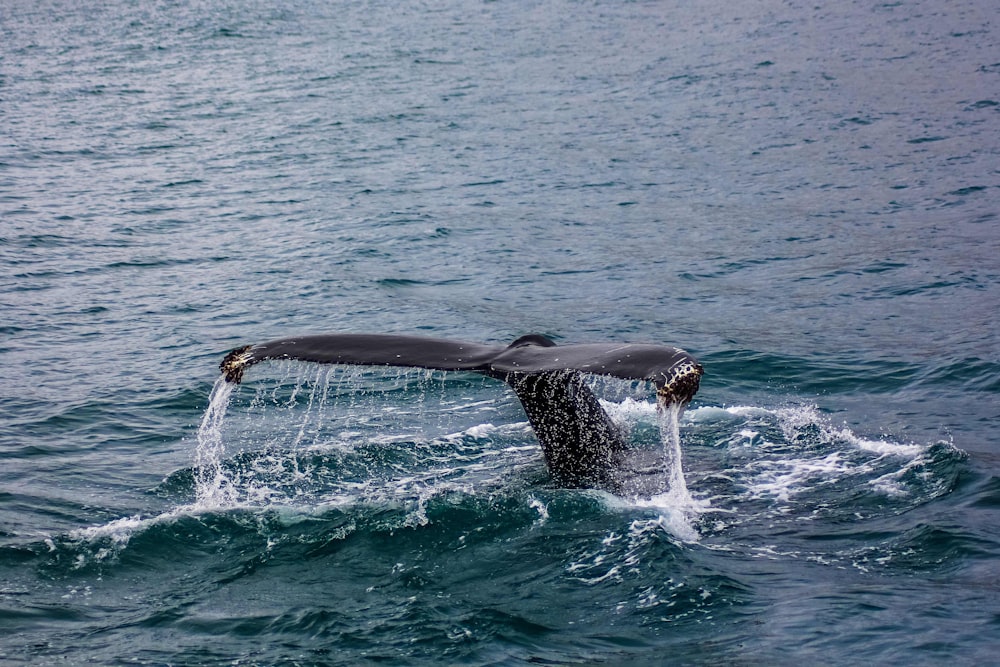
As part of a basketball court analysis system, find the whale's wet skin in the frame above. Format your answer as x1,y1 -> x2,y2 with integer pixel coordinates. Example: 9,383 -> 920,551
2,0 -> 998,663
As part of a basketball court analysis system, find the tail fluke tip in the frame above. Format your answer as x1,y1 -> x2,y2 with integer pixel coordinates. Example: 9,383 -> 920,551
220,345 -> 254,384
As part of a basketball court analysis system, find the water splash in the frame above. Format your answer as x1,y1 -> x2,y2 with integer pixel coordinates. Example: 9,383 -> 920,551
658,403 -> 695,506
186,365 -> 707,543
193,377 -> 237,508
601,401 -> 706,542
625,404 -> 703,542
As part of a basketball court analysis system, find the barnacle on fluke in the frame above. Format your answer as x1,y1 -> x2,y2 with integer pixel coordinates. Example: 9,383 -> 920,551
220,344 -> 254,384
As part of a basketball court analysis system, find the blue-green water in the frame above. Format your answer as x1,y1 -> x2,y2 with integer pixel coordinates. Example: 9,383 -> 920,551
2,0 -> 998,664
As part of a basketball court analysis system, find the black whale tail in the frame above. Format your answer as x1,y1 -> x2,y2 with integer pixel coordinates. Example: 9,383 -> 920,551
218,333 -> 702,489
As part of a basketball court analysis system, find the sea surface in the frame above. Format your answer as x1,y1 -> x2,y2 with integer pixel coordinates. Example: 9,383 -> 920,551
2,0 -> 999,664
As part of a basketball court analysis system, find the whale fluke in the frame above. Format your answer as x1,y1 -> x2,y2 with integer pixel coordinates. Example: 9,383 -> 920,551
219,333 -> 702,489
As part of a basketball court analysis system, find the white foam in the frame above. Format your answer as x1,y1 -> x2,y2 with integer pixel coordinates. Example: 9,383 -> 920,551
719,405 -> 774,418
528,496 -> 549,525
711,403 -> 935,503
67,504 -> 211,565
867,453 -> 932,496
776,405 -> 925,458
743,452 -> 860,502
630,505 -> 703,543
449,422 -> 498,439
692,403 -> 927,462
70,513 -> 149,546
852,437 -> 924,458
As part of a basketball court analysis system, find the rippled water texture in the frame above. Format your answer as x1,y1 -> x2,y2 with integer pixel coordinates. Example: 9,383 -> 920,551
2,0 -> 998,664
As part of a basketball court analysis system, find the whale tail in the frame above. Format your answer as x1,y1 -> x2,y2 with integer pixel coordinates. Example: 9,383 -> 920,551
219,333 -> 702,489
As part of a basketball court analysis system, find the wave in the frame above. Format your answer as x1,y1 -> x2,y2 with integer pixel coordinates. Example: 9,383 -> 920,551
31,367 -> 963,579
686,403 -> 959,504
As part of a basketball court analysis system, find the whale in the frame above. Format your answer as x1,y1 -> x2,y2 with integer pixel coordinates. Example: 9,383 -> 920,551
220,333 -> 703,490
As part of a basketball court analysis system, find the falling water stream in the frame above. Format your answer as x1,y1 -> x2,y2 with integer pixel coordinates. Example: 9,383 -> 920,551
193,378 -> 237,508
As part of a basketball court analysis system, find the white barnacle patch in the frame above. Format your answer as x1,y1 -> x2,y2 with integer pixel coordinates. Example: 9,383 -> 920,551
657,361 -> 703,407
220,344 -> 255,383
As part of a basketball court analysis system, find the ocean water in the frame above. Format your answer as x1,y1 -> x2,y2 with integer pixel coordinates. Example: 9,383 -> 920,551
2,0 -> 998,664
